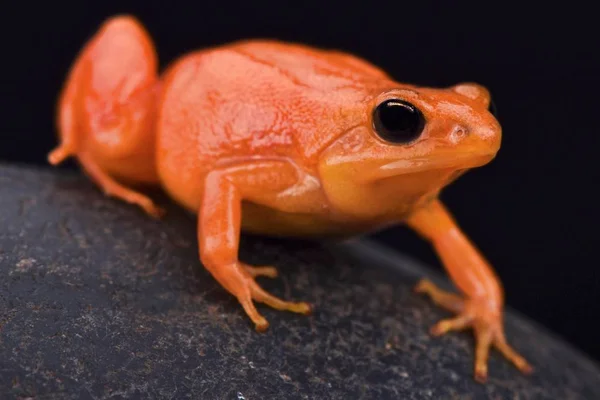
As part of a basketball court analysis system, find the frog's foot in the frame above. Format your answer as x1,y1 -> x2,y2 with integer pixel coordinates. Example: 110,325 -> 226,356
48,144 -> 164,218
415,279 -> 533,383
77,152 -> 164,218
214,262 -> 312,332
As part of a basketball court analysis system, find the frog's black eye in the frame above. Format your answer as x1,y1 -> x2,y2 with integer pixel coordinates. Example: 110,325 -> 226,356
372,99 -> 425,144
488,98 -> 498,118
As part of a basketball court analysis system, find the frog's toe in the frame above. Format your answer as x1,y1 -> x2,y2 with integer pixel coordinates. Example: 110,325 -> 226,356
48,143 -> 74,165
248,279 -> 312,316
470,316 -> 533,382
236,292 -> 270,332
414,278 -> 464,313
242,264 -> 279,278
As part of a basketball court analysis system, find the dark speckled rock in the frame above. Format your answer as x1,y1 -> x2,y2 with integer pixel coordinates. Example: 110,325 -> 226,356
1,163 -> 599,399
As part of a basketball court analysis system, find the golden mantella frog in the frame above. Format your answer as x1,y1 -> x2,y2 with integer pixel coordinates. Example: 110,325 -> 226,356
48,15 -> 533,382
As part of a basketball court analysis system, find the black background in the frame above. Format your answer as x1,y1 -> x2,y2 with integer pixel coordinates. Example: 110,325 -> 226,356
1,2 -> 598,362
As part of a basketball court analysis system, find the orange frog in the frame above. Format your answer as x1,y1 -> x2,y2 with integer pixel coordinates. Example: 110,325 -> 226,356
48,15 -> 532,382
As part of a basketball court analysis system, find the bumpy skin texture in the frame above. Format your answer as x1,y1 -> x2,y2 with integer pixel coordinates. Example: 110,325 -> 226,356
48,15 -> 532,383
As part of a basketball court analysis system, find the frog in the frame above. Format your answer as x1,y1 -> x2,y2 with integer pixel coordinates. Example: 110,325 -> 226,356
48,14 -> 532,382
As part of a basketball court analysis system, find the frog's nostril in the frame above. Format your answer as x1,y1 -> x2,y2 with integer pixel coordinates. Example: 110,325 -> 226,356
449,126 -> 468,144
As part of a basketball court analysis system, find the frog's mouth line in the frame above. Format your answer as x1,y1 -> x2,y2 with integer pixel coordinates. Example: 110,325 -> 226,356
364,153 -> 495,181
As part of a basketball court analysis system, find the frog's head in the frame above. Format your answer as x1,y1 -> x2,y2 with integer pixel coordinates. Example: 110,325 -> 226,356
318,82 -> 501,219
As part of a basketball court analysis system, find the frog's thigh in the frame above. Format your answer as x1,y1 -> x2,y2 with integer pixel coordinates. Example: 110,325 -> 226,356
50,15 -> 159,184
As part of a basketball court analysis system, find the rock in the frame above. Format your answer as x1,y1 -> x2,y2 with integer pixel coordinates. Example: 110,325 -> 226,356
1,164 -> 598,399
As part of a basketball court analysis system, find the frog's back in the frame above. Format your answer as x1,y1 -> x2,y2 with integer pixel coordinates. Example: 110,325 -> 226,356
156,39 -> 392,162
224,39 -> 390,86
156,40 -> 393,209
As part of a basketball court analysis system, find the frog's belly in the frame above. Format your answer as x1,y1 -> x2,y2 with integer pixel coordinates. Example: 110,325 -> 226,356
240,202 -> 395,239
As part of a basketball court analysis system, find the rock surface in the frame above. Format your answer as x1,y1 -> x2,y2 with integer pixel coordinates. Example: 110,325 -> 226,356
1,164 -> 599,399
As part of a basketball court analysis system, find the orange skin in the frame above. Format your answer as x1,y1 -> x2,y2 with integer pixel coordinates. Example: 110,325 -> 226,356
48,15 -> 532,383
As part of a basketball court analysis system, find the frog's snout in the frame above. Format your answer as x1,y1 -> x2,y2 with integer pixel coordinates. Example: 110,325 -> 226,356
441,82 -> 501,153
448,117 -> 501,157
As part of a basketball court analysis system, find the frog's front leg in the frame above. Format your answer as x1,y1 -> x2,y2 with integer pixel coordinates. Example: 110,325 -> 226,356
198,161 -> 312,331
406,199 -> 533,382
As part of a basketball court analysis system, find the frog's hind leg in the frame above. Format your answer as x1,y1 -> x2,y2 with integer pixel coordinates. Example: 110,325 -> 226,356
48,15 -> 163,218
